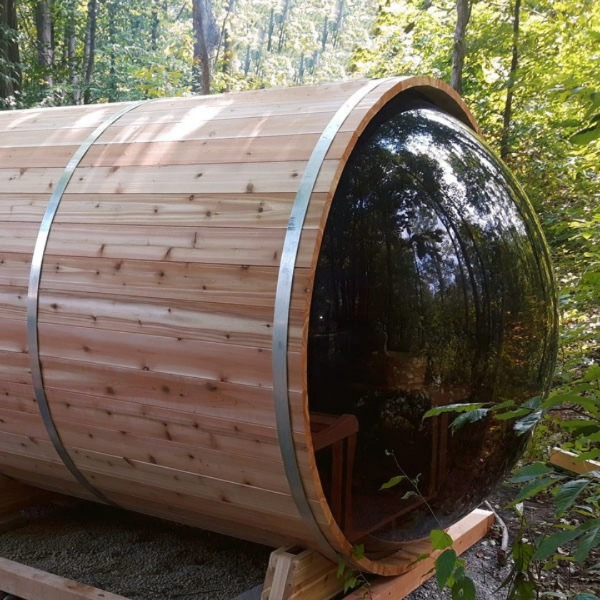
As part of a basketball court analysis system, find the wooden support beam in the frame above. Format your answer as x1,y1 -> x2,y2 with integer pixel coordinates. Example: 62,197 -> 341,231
345,509 -> 495,599
549,447 -> 600,476
262,509 -> 494,600
0,556 -> 130,600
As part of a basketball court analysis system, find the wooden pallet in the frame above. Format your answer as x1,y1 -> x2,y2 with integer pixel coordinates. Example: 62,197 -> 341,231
262,508 -> 495,600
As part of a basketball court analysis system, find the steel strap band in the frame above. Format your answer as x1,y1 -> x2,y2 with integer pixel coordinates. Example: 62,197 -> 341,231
273,79 -> 389,560
27,100 -> 147,505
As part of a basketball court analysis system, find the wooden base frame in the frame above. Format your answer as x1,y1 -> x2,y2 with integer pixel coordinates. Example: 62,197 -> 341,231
262,509 -> 495,600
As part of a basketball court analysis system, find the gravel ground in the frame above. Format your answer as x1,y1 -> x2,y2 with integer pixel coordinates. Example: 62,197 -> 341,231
0,503 -> 271,600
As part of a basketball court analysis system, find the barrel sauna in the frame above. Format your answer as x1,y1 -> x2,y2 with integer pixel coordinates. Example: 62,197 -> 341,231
0,77 -> 557,575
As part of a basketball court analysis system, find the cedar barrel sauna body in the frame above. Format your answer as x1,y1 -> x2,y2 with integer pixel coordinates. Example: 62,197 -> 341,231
0,77 -> 557,575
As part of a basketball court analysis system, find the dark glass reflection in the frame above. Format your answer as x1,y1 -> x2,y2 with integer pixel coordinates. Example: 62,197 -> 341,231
308,97 -> 557,551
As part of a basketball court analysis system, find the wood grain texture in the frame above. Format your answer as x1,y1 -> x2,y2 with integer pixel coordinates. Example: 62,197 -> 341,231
0,77 -> 478,574
0,556 -> 131,600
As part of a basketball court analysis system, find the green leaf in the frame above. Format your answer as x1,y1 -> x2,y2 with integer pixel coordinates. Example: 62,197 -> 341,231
379,475 -> 405,490
514,410 -> 543,435
336,557 -> 346,579
584,364 -> 600,382
533,529 -> 582,561
509,463 -> 553,483
573,526 -> 600,564
430,529 -> 453,550
422,403 -> 486,419
507,476 -> 559,507
509,574 -> 535,600
352,543 -> 365,560
451,408 -> 490,431
435,548 -> 457,590
573,594 -> 599,600
554,479 -> 591,516
451,574 -> 476,600
571,123 -> 600,145
401,490 -> 420,500
513,540 -> 535,571
561,420 -> 600,437
495,408 -> 532,421
493,400 -> 516,411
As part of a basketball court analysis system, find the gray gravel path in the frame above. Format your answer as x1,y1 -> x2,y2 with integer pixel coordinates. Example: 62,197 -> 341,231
0,502 -> 271,600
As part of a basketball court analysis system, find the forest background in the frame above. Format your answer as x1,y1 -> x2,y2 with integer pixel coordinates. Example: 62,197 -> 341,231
0,0 -> 598,597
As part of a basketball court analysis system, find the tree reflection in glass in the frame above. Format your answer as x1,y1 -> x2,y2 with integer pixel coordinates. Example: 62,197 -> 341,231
307,98 -> 557,551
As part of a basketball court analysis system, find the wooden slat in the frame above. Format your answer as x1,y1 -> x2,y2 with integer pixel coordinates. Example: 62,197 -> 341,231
0,405 -> 306,468
2,221 -> 319,267
0,160 -> 337,196
0,105 -> 369,148
0,427 -> 296,495
68,161 -> 337,195
0,254 -> 311,310
0,102 -> 127,131
0,349 -> 31,386
549,447 -> 600,476
0,146 -> 77,168
0,192 -> 327,228
0,318 -> 296,390
27,358 -> 302,428
80,134 -> 352,167
1,287 -> 303,351
0,556 -> 131,600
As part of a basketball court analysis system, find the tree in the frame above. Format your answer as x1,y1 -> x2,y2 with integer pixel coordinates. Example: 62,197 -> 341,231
83,0 -> 98,104
450,0 -> 471,95
65,0 -> 79,103
0,0 -> 21,104
35,0 -> 53,89
500,0 -> 521,160
192,0 -> 217,94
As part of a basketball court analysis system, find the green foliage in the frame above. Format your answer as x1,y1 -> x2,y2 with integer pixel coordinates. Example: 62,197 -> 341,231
430,529 -> 453,551
6,0 -> 380,107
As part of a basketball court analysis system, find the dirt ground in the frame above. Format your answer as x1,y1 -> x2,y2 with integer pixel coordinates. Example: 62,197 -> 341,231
0,483 -> 597,600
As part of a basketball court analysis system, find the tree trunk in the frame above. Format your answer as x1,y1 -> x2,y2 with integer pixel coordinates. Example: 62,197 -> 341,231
243,44 -> 250,76
65,0 -> 79,103
83,0 -> 98,104
501,0 -> 521,160
106,0 -> 117,102
0,0 -> 22,102
151,0 -> 159,51
321,16 -> 328,51
214,0 -> 235,70
451,0 -> 471,95
333,0 -> 344,47
277,0 -> 290,53
267,7 -> 274,52
35,0 -> 54,89
192,0 -> 211,94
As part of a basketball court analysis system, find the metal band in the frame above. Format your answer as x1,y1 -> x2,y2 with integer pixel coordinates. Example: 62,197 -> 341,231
273,79 -> 389,560
27,101 -> 146,504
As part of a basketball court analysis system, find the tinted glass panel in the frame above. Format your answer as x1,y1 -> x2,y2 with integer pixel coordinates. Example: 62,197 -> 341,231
308,101 -> 557,550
